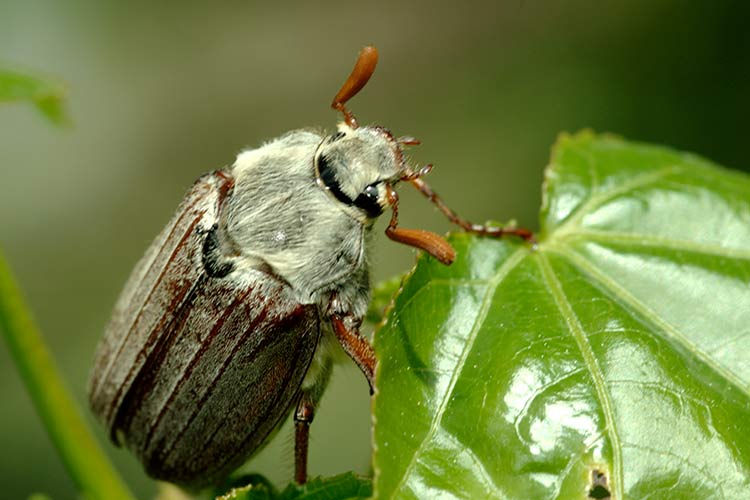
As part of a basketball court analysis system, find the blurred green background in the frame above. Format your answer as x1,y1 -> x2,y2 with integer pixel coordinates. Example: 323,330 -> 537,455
1,1 -> 748,498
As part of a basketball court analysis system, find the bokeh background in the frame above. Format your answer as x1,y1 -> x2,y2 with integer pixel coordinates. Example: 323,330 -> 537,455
1,1 -> 749,498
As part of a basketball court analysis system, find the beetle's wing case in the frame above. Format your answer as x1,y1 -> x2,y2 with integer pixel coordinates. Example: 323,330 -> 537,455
88,171 -> 321,487
88,172 -> 229,428
123,272 -> 318,487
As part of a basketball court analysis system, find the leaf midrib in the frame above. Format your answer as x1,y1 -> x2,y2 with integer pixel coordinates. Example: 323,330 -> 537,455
542,152 -> 750,395
536,253 -> 624,500
556,230 -> 750,261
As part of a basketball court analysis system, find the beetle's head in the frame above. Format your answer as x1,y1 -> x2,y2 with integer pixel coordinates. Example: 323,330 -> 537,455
314,122 -> 418,221
319,45 -> 455,264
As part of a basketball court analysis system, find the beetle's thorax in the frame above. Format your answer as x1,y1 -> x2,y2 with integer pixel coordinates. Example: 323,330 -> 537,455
221,127 -> 402,307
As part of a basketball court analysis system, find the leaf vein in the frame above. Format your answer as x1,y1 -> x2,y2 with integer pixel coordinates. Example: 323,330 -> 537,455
391,247 -> 527,498
536,253 -> 624,499
550,246 -> 749,395
623,442 -> 729,494
559,230 -> 750,261
554,165 -> 680,237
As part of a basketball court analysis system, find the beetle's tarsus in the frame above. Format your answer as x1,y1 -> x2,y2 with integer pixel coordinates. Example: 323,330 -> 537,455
330,315 -> 376,393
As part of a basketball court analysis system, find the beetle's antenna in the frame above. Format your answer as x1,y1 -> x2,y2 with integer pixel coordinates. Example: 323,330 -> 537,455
331,46 -> 379,129
408,177 -> 537,244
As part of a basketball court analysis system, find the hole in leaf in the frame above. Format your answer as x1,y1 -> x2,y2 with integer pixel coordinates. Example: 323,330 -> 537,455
588,469 -> 611,499
589,485 -> 611,499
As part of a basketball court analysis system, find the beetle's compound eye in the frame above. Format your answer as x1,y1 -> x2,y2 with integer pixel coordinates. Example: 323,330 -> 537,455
354,183 -> 384,218
315,152 -> 384,218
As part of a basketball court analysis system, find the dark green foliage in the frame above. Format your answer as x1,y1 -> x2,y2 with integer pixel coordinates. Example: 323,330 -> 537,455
373,132 -> 750,498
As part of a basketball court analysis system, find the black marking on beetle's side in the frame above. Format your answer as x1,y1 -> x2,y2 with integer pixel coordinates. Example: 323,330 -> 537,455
353,183 -> 384,218
202,225 -> 234,278
317,154 -> 354,206
329,131 -> 346,142
588,469 -> 611,499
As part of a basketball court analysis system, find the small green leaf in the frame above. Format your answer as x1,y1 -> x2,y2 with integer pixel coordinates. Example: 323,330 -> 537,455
277,473 -> 372,500
0,67 -> 69,124
216,482 -> 273,500
373,132 -> 750,498
210,474 -> 277,500
216,473 -> 371,500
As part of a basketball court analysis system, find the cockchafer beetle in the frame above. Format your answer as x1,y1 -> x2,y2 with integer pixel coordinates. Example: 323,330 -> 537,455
87,46 -> 534,489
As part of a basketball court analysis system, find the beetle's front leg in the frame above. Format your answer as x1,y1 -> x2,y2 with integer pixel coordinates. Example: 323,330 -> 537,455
330,314 -> 376,393
295,312 -> 373,484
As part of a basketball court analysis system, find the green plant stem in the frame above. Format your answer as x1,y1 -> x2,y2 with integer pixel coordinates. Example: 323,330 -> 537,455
0,250 -> 134,500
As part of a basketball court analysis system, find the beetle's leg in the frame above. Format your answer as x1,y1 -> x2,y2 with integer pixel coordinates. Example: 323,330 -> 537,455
294,359 -> 332,484
384,184 -> 456,265
399,163 -> 432,181
294,399 -> 313,485
330,314 -> 376,393
408,177 -> 536,244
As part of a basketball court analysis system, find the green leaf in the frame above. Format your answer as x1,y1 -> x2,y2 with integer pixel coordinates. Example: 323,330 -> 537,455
373,131 -> 750,499
215,482 -> 274,500
216,473 -> 371,500
366,275 -> 404,326
277,473 -> 372,500
0,67 -> 69,124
